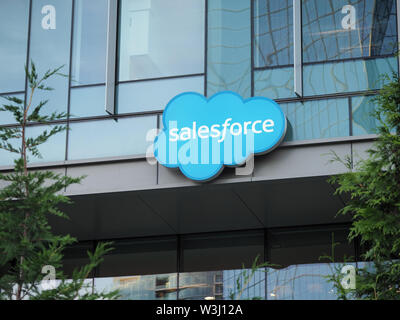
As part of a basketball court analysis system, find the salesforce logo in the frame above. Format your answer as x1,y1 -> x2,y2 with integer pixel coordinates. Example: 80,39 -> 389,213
153,91 -> 287,181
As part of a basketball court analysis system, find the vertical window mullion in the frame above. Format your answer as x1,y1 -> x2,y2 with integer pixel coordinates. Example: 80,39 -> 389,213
397,0 -> 400,73
105,0 -> 118,115
24,0 -> 33,111
66,0 -> 75,162
293,0 -> 303,97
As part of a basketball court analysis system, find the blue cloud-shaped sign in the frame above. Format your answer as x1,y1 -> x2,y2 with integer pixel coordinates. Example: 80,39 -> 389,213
154,91 -> 286,181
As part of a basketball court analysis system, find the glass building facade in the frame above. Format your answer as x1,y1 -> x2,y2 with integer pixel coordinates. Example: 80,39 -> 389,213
62,226 -> 358,300
0,0 -> 396,165
0,0 -> 398,299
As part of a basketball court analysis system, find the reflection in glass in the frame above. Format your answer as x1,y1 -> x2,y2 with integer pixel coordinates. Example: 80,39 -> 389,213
91,265 -> 356,300
72,0 -> 108,85
94,273 -> 177,300
266,227 -> 355,299
303,57 -> 397,96
94,270 -> 262,300
0,0 -> 29,93
56,226 -> 361,300
266,263 -> 355,300
268,227 -> 354,266
117,76 -> 204,113
70,86 -> 106,118
179,271 -> 224,300
29,0 -> 72,117
302,0 -> 397,63
68,116 -> 157,160
118,0 -> 204,81
281,98 -> 349,141
207,0 -> 251,97
352,95 -> 379,135
254,68 -> 295,100
26,124 -> 67,163
223,269 -> 265,300
254,0 -> 293,68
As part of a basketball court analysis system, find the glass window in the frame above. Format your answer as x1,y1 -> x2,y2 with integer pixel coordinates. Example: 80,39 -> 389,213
70,85 -> 106,118
266,262 -> 356,300
0,133 -> 20,167
0,123 -> 66,166
281,98 -> 350,141
352,95 -> 379,136
207,0 -> 251,97
28,0 -> 72,118
302,0 -> 397,63
0,0 -> 29,94
0,93 -> 25,126
253,0 -> 294,99
118,0 -> 205,81
254,68 -> 295,100
97,237 -> 177,277
68,116 -> 157,160
182,231 -> 264,272
26,124 -> 67,163
303,56 -> 397,96
94,273 -> 178,300
222,269 -> 266,300
179,271 -> 226,300
117,76 -> 204,113
71,0 -> 108,86
266,227 -> 356,300
62,242 -> 93,278
254,0 -> 293,68
268,226 -> 354,267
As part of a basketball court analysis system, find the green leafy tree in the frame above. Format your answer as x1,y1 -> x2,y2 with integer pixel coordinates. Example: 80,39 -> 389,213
327,72 -> 400,300
0,62 -> 119,300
